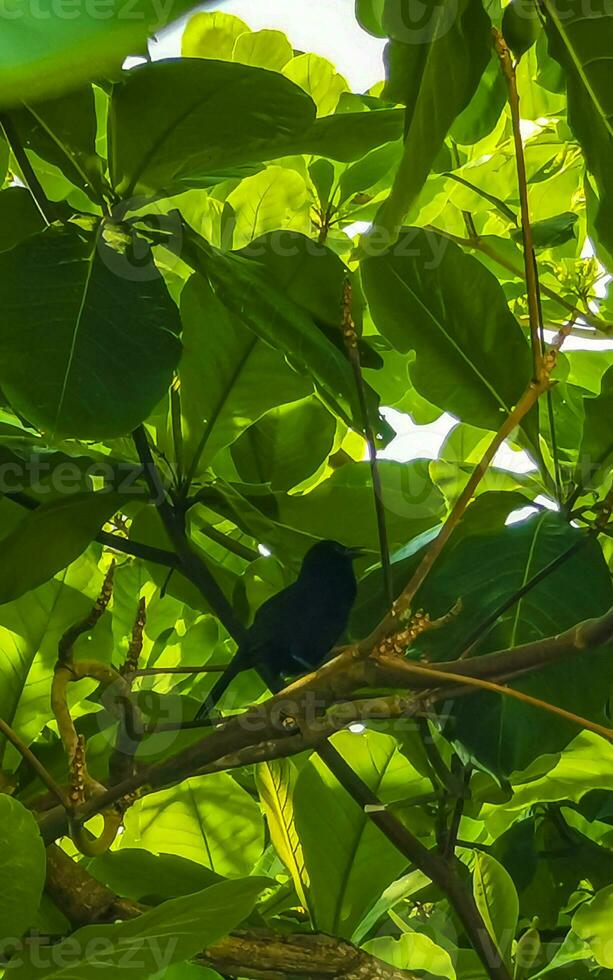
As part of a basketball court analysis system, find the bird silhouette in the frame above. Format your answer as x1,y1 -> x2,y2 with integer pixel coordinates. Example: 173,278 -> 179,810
195,540 -> 364,720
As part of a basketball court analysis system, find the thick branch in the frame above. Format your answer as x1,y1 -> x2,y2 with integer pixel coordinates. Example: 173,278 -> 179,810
44,845 -> 415,980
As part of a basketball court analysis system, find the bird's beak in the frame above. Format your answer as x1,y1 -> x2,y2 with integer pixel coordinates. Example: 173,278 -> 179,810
347,546 -> 368,559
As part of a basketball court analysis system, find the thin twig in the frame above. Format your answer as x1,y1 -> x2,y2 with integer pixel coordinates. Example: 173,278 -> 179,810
427,226 -> 610,334
0,717 -> 71,809
134,664 -> 227,676
342,279 -> 393,606
392,660 -> 613,741
360,376 -> 552,652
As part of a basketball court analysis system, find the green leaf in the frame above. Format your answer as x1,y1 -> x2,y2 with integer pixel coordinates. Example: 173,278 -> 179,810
572,884 -> 613,967
0,224 -> 181,439
451,54 -> 508,145
181,11 -> 250,59
283,53 -> 348,116
0,796 -> 46,941
87,849 -> 222,903
0,186 -> 45,252
372,0 -> 491,237
364,931 -> 456,978
0,491 -> 122,604
192,234 -> 369,431
286,107 -> 405,162
244,459 -> 446,557
361,228 -> 533,431
121,774 -> 264,877
7,87 -> 104,201
338,140 -> 402,204
256,759 -> 309,909
0,0 -> 196,108
293,730 -> 432,938
472,852 -> 519,968
577,364 -> 613,489
543,0 -> 613,255
179,273 -> 311,473
0,557 -> 100,764
231,397 -> 337,491
414,513 -> 613,772
510,211 -> 578,249
224,166 -> 310,248
232,29 -> 293,71
109,59 -> 316,196
10,878 -> 268,980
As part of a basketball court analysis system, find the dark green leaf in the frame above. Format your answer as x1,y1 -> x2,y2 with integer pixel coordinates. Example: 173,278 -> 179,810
577,364 -> 613,489
414,513 -> 613,772
0,224 -> 181,439
361,228 -> 533,431
180,273 -> 311,474
193,233 -> 373,431
7,88 -> 104,201
373,0 -> 491,234
0,490 -> 122,603
109,59 -> 316,197
511,211 -> 578,248
502,0 -> 542,59
10,878 -> 268,979
0,186 -> 45,252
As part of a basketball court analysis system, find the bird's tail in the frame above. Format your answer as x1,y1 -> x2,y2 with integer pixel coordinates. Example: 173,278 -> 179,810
195,652 -> 246,721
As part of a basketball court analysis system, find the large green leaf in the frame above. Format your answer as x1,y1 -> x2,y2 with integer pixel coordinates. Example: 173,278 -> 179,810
0,186 -> 45,252
10,878 -> 268,979
0,796 -> 46,941
0,0 -> 196,108
293,730 -> 431,938
413,513 -> 613,772
572,884 -> 613,967
192,234 -> 371,431
371,0 -> 491,237
0,491 -> 122,604
87,849 -> 222,903
7,87 -> 104,201
229,459 -> 446,558
179,273 -> 311,473
109,59 -> 316,197
231,397 -> 337,491
0,223 -> 181,439
543,0 -> 613,255
121,773 -> 264,877
361,228 -> 533,432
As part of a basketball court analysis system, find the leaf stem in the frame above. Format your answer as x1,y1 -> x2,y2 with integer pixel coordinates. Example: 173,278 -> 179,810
493,29 -> 542,381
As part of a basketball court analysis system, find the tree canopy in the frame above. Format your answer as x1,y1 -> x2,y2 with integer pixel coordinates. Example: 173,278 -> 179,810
0,3 -> 612,979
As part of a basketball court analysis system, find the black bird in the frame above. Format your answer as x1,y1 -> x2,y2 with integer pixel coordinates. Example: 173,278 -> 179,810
195,540 -> 364,720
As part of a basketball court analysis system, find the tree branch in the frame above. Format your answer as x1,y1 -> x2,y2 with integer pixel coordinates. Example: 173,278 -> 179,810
132,425 -> 246,643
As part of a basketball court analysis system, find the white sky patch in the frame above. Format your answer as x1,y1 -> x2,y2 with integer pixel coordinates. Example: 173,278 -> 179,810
258,543 -> 272,557
153,0 -> 386,90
